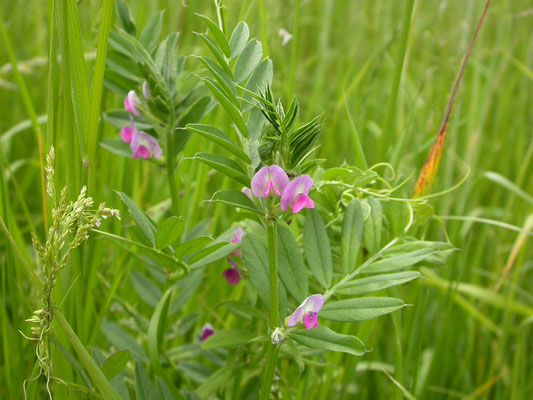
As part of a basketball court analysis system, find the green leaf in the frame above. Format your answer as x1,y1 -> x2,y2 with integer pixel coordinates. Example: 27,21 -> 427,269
189,242 -> 239,270
116,191 -> 157,245
139,11 -> 164,53
242,58 -> 273,112
130,270 -> 162,307
288,326 -> 367,356
277,225 -> 308,303
304,210 -> 333,289
200,77 -> 248,137
197,34 -> 233,77
192,152 -> 250,186
103,110 -> 153,130
195,364 -> 234,400
197,14 -> 231,58
100,138 -> 133,158
321,297 -> 406,322
210,190 -> 263,214
148,288 -> 174,366
135,362 -> 157,400
174,96 -> 214,156
234,39 -> 262,84
200,330 -> 256,350
363,248 -> 437,274
363,197 -> 383,254
337,271 -> 421,296
115,0 -> 136,35
385,199 -> 409,238
175,236 -> 213,259
197,56 -> 238,105
101,319 -> 148,363
155,216 -> 184,249
247,107 -> 266,142
101,350 -> 130,380
186,124 -> 250,163
242,233 -> 286,315
229,22 -> 249,59
342,199 -> 364,273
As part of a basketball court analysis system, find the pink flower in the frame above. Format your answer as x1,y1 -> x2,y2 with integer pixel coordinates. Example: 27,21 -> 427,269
280,175 -> 315,213
251,165 -> 289,198
124,90 -> 141,116
200,323 -> 215,342
223,258 -> 242,286
288,294 -> 324,330
120,116 -> 162,159
230,227 -> 245,257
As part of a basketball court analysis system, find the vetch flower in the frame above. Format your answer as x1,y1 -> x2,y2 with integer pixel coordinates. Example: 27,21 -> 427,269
230,227 -> 245,256
280,174 -> 315,213
200,323 -> 215,342
120,116 -> 162,159
131,130 -> 162,159
124,90 -> 141,116
223,258 -> 242,286
288,294 -> 324,330
251,165 -> 289,198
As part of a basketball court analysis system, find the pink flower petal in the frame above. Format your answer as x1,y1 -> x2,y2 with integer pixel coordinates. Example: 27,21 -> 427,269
231,228 -> 245,243
288,294 -> 324,327
280,178 -> 299,211
200,323 -> 215,342
141,132 -> 162,158
133,146 -> 150,159
302,312 -> 319,329
242,187 -> 253,199
223,267 -> 241,285
120,126 -> 134,143
124,90 -> 141,116
251,165 -> 288,198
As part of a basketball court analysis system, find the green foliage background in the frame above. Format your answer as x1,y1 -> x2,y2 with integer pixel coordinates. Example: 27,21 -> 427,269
0,0 -> 532,398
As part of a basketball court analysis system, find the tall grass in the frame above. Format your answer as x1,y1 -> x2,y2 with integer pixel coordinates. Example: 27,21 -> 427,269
1,0 -> 532,398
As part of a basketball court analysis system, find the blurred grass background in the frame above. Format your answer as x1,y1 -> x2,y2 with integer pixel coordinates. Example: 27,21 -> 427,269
1,0 -> 532,398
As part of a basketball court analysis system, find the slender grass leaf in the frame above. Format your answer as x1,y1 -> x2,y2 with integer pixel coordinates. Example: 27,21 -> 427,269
289,326 -> 367,356
304,210 -> 333,289
321,297 -> 406,322
337,271 -> 421,296
195,364 -> 234,400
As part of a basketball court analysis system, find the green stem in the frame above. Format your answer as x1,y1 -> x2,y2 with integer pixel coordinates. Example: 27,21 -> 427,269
52,307 -> 121,400
259,220 -> 280,400
259,344 -> 280,400
166,128 -> 179,215
267,220 -> 278,328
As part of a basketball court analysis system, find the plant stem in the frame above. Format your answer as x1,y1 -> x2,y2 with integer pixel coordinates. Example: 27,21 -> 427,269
166,127 -> 180,215
259,220 -> 280,400
259,344 -> 280,400
51,307 -> 121,400
267,220 -> 279,328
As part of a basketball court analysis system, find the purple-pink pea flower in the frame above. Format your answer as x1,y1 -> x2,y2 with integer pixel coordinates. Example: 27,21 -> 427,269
223,258 -> 243,286
124,90 -> 141,117
288,294 -> 324,330
200,323 -> 215,342
230,227 -> 245,257
280,174 -> 315,214
120,116 -> 162,159
251,165 -> 289,198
